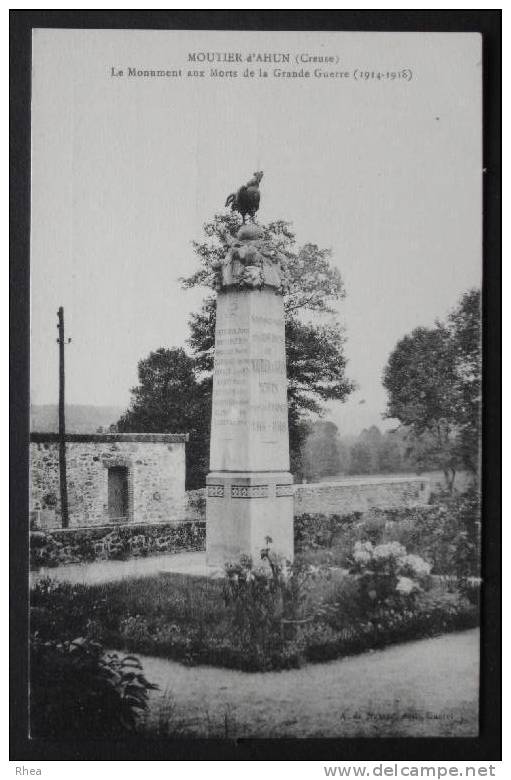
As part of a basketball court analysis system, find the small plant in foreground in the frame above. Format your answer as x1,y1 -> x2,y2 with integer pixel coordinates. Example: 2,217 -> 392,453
222,539 -> 320,667
30,635 -> 158,738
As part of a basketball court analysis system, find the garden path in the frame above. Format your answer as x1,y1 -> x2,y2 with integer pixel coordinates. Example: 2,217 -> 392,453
140,628 -> 479,738
30,551 -> 208,586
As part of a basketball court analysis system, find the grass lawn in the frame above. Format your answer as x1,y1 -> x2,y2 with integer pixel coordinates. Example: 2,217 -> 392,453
140,628 -> 479,738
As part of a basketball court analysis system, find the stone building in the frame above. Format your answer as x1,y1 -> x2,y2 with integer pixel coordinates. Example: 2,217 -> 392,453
30,432 -> 188,529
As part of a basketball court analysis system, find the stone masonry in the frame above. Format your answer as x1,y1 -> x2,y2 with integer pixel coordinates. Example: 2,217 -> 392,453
293,476 -> 431,515
187,476 -> 431,522
30,432 -> 188,529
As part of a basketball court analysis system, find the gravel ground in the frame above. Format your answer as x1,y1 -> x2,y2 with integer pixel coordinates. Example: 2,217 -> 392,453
30,551 -> 208,586
140,628 -> 479,738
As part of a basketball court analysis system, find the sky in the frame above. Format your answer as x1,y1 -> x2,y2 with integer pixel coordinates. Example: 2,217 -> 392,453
30,30 -> 482,436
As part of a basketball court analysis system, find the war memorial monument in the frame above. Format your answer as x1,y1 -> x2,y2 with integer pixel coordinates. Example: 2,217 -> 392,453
206,173 -> 294,568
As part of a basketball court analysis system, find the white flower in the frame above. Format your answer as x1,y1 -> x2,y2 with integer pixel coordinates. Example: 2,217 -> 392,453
372,542 -> 406,561
396,576 -> 418,595
402,554 -> 431,576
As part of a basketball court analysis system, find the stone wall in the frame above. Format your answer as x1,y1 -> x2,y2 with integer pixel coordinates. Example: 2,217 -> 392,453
30,433 -> 188,529
186,475 -> 430,520
293,476 -> 431,515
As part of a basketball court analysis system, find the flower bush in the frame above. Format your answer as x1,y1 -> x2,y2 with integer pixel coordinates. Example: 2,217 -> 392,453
222,539 -> 320,668
294,488 -> 480,579
349,540 -> 432,610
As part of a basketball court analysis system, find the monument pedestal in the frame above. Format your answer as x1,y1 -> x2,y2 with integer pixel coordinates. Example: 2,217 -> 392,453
206,224 -> 294,570
206,471 -> 294,569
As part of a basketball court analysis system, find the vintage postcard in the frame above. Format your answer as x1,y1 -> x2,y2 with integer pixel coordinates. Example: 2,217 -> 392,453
25,26 -> 486,748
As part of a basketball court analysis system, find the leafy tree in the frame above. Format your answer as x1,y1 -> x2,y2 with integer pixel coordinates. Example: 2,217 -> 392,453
348,441 -> 373,475
382,325 -> 459,489
337,426 -> 404,476
377,431 -> 403,473
352,425 -> 404,474
447,289 -> 482,474
302,420 -> 342,482
182,213 -> 355,477
358,425 -> 383,472
289,418 -> 312,482
117,348 -> 210,488
382,288 -> 481,490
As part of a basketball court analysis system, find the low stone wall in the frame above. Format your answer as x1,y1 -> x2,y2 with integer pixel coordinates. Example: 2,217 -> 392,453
186,475 -> 430,520
294,476 -> 431,515
30,520 -> 205,569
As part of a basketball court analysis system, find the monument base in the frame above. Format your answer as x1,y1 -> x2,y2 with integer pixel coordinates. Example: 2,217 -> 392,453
206,471 -> 294,571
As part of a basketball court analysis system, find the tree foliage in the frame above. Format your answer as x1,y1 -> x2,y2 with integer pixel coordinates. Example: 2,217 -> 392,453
382,288 -> 481,489
117,348 -> 211,488
348,441 -> 374,475
376,432 -> 404,473
181,213 -> 346,317
447,288 -> 482,474
302,421 -> 343,482
182,213 -> 355,478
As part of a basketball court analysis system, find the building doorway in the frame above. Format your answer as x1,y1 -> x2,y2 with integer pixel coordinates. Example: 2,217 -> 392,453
108,466 -> 129,520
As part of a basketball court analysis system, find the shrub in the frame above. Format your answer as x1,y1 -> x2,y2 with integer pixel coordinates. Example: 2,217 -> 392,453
304,589 -> 478,663
349,540 -> 432,611
457,576 -> 482,607
314,541 -> 434,641
221,541 -> 322,668
30,635 -> 157,738
294,512 -> 362,568
295,490 -> 481,579
381,490 -> 481,578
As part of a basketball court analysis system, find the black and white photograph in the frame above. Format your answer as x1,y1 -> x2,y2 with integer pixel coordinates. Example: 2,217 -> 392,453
10,11 -> 501,763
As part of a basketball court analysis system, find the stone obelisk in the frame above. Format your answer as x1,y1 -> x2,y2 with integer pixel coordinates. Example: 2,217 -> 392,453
206,222 -> 294,569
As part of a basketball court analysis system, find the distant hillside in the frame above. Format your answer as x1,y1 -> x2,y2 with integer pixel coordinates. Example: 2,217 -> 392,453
31,404 -> 125,434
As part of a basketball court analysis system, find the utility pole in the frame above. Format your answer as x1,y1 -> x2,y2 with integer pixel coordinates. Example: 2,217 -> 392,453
57,307 -> 71,528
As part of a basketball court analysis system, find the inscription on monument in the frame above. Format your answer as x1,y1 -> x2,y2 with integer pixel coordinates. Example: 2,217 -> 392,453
211,305 -> 289,460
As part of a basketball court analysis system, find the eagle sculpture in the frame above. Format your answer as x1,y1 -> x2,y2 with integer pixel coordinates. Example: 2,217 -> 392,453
225,171 -> 263,223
